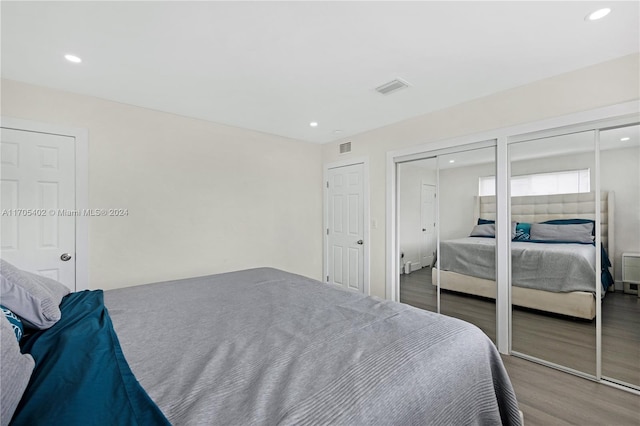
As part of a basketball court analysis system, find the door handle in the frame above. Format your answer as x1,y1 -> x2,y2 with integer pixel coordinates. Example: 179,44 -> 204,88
422,228 -> 426,231
356,240 -> 363,245
60,253 -> 72,262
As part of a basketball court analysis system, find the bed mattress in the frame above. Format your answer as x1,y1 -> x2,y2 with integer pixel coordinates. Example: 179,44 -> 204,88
102,267 -> 522,425
440,237 -> 598,293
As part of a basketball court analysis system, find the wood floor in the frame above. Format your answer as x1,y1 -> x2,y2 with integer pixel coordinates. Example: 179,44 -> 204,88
400,267 -> 640,426
502,355 -> 640,426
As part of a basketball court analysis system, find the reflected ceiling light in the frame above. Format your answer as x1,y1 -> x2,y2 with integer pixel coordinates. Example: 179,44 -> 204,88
309,122 -> 318,127
333,130 -> 343,134
586,8 -> 611,21
64,54 -> 82,63
449,160 -> 455,163
620,137 -> 630,141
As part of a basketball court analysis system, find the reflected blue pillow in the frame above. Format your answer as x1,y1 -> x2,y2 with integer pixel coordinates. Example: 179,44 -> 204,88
477,218 -> 495,225
1,304 -> 24,341
514,223 -> 531,241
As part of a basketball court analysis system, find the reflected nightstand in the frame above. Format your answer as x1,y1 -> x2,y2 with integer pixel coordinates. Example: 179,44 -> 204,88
622,252 -> 640,296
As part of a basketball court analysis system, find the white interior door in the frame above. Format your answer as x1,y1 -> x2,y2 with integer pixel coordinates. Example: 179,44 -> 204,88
327,163 -> 364,292
420,184 -> 436,268
1,128 -> 76,291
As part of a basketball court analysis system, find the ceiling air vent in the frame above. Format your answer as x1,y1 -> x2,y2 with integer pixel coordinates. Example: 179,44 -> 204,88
339,141 -> 352,154
375,78 -> 409,95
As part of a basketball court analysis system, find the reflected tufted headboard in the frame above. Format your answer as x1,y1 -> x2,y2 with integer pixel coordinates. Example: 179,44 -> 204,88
475,191 -> 615,277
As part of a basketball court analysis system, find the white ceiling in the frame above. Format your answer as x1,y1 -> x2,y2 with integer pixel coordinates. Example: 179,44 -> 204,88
1,1 -> 638,144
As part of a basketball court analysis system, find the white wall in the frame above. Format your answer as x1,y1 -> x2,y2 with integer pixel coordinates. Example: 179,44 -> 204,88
323,53 -> 639,298
439,160 -> 495,241
1,79 -> 324,290
601,146 -> 640,283
4,54 -> 636,297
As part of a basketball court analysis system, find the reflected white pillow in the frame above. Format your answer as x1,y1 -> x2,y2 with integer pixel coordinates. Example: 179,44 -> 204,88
529,222 -> 594,243
470,222 -> 517,239
470,223 -> 495,237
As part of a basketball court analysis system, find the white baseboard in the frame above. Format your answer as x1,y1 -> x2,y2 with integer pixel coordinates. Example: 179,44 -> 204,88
402,261 -> 423,274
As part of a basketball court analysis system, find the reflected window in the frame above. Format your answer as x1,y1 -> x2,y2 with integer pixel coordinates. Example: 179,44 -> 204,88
479,168 -> 590,196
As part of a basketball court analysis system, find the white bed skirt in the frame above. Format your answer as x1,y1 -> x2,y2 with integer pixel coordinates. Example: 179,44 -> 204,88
432,268 -> 596,320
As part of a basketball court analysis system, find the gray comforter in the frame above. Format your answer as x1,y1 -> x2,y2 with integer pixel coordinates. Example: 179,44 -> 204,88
105,267 -> 521,425
440,237 -> 596,293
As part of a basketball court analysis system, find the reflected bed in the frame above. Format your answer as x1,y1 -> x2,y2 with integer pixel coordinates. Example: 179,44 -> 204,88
433,191 -> 614,320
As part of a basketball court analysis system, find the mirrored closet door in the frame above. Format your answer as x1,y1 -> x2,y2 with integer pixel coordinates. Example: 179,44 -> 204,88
398,158 -> 438,313
397,144 -> 497,342
437,147 -> 497,342
509,131 -> 598,376
600,124 -> 640,389
394,110 -> 639,393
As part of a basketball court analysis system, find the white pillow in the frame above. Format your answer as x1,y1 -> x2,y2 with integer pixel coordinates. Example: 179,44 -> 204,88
0,259 -> 70,329
0,313 -> 35,425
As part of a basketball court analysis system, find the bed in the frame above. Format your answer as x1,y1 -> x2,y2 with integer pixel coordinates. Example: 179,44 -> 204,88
1,261 -> 522,425
433,191 -> 614,320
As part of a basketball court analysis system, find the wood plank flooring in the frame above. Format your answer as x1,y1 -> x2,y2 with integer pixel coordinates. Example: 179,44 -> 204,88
501,355 -> 640,426
400,267 -> 640,425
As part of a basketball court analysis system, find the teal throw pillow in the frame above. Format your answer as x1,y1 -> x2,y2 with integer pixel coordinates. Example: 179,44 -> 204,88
1,304 -> 24,341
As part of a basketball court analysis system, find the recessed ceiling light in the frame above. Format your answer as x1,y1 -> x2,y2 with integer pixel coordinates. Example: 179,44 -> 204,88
64,54 -> 82,63
620,137 -> 630,141
449,160 -> 455,164
309,122 -> 318,127
586,8 -> 611,21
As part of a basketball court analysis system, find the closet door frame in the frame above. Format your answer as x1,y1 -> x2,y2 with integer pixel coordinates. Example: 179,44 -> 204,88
506,118 -> 640,394
386,100 -> 639,357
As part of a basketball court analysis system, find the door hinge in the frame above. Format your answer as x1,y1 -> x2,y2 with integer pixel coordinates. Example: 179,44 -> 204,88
327,228 -> 329,235
327,275 -> 329,282
326,181 -> 329,188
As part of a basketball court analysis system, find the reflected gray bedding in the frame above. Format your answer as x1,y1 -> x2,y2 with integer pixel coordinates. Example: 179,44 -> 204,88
105,267 -> 521,425
440,237 -> 596,293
